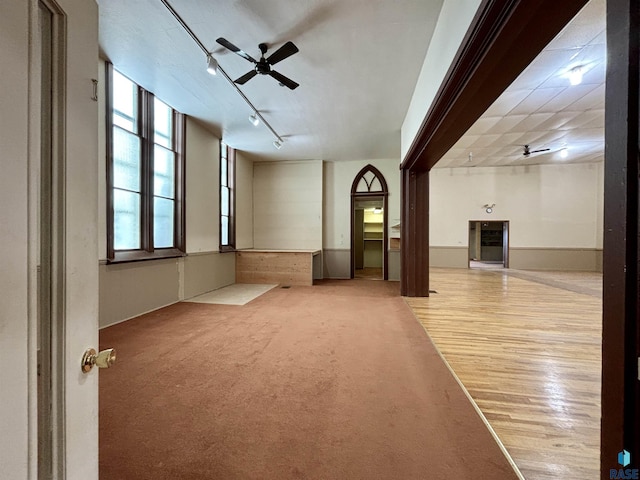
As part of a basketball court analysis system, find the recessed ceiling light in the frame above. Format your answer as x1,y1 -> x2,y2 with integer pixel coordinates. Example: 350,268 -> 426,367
249,114 -> 259,126
568,66 -> 583,86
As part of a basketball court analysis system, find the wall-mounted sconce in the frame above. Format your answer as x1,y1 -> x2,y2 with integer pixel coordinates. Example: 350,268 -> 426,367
483,203 -> 495,214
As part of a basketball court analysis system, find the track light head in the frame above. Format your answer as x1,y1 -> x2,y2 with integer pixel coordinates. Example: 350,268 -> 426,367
207,55 -> 218,75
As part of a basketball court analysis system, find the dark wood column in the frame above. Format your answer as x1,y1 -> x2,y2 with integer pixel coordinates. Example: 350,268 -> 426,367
601,0 -> 640,474
401,168 -> 429,297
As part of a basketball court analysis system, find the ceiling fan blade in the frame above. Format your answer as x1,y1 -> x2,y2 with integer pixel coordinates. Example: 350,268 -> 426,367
216,37 -> 257,63
529,148 -> 551,154
269,70 -> 299,90
267,41 -> 299,65
234,70 -> 258,85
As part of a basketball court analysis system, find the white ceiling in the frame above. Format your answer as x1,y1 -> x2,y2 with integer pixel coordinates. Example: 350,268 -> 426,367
436,0 -> 605,168
99,0 -> 604,166
98,0 -> 445,162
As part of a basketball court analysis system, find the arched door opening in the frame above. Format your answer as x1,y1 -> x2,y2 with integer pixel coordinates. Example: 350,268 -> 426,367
351,165 -> 388,280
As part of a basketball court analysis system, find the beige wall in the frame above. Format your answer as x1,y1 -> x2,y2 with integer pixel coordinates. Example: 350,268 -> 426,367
430,162 -> 604,270
236,150 -> 254,249
323,159 -> 401,278
186,118 -> 220,253
253,160 -> 323,250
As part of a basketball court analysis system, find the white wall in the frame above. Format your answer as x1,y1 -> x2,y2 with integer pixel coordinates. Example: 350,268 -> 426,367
253,160 -> 323,250
430,162 -> 604,248
236,150 -> 254,250
401,0 -> 482,160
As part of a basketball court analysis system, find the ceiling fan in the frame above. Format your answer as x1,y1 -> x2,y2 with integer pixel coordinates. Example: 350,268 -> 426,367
216,37 -> 300,90
522,144 -> 551,157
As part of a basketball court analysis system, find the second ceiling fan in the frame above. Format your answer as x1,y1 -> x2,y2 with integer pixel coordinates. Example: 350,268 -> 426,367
216,37 -> 300,90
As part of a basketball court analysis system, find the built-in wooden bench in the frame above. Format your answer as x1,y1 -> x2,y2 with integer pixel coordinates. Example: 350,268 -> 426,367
235,249 -> 322,286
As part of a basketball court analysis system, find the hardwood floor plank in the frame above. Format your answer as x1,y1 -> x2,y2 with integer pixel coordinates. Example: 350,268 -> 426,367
406,268 -> 601,480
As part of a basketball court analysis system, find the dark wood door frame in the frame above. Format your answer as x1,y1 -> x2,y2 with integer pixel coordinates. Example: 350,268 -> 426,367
350,165 -> 389,280
397,0 -> 639,474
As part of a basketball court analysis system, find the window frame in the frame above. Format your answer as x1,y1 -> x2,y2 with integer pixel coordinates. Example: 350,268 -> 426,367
219,141 -> 236,252
106,63 -> 186,263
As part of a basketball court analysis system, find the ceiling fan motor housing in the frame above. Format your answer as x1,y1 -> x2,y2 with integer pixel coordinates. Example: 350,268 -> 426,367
256,61 -> 271,75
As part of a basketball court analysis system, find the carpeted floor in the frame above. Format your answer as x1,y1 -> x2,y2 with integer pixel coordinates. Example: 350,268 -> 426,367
99,279 -> 519,479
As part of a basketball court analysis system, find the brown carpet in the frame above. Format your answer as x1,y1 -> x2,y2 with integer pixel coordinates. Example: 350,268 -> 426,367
99,279 -> 518,480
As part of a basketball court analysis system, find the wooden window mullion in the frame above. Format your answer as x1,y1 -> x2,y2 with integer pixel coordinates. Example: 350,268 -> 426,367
141,90 -> 154,252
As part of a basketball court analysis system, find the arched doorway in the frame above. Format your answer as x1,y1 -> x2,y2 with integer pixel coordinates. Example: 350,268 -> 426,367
351,165 -> 389,280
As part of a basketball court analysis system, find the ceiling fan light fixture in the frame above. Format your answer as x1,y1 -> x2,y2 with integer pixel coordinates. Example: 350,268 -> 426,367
249,114 -> 260,126
273,139 -> 282,150
568,66 -> 583,86
560,147 -> 569,159
206,55 -> 218,75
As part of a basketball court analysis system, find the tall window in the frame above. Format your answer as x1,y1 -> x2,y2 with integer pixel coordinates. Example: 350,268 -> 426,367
220,142 -> 235,250
107,65 -> 185,262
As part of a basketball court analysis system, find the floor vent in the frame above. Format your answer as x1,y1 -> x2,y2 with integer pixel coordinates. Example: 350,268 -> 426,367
429,290 -> 438,294
281,285 -> 291,289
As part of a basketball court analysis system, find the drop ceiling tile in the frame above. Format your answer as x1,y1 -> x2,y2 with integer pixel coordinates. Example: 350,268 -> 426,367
530,48 -> 584,74
568,83 -> 605,110
465,116 -> 503,135
484,115 -> 528,135
510,113 -> 555,132
495,132 -> 528,146
576,110 -> 604,129
483,90 -> 531,117
537,83 -> 599,112
547,0 -> 605,50
562,109 -> 603,129
536,111 -> 582,131
514,130 -> 547,146
529,130 -> 566,147
511,87 -> 565,115
451,134 -> 480,149
565,127 -> 604,143
442,148 -> 468,160
469,134 -> 502,148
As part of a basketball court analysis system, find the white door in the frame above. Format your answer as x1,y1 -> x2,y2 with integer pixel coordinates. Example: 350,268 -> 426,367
0,0 -> 99,478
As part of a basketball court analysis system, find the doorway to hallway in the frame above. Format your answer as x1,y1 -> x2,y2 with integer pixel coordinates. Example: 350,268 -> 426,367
350,164 -> 389,280
354,197 -> 384,280
468,221 -> 509,269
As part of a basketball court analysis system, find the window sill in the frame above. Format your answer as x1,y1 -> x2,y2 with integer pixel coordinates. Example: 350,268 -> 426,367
219,246 -> 237,253
107,248 -> 186,264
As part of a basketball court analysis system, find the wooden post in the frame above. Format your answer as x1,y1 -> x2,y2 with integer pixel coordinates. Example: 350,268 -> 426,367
601,0 -> 640,475
401,168 -> 429,297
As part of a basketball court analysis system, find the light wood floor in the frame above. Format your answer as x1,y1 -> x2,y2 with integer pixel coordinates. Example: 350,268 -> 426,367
405,268 -> 602,480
